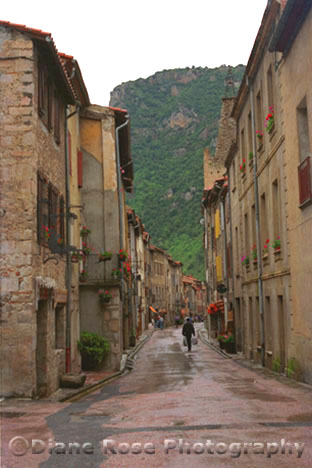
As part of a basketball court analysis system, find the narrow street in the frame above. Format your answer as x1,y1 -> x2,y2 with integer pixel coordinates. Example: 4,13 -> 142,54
2,325 -> 312,468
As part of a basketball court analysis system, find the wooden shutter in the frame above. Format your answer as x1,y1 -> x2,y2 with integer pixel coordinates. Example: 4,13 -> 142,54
54,91 -> 60,145
59,196 -> 65,245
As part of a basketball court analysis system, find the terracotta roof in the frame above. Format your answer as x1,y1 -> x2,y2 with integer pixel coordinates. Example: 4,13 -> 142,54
108,106 -> 128,114
59,53 -> 90,106
0,21 -> 75,104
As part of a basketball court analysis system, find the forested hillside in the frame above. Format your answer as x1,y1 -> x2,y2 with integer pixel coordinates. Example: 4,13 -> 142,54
110,65 -> 245,280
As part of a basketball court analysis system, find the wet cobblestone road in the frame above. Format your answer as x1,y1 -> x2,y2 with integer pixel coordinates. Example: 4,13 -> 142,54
1,325 -> 312,467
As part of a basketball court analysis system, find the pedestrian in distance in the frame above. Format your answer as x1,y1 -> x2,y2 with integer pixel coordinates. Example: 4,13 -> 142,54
182,317 -> 195,352
159,316 -> 164,330
175,315 -> 180,328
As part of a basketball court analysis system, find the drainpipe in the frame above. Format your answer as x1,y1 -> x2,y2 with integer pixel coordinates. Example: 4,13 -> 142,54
115,115 -> 129,346
64,104 -> 80,374
247,76 -> 265,367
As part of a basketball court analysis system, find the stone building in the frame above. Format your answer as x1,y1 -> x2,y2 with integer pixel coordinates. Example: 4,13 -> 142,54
150,245 -> 168,314
269,0 -> 312,383
59,52 -> 90,374
202,177 -> 232,338
78,105 -> 133,370
224,0 -> 290,370
167,257 -> 183,324
0,22 -> 76,397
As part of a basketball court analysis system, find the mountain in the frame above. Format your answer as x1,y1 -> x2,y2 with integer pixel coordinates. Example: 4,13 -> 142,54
110,65 -> 245,280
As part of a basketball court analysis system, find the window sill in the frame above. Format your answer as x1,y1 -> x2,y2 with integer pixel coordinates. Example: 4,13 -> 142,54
299,197 -> 312,209
273,248 -> 282,262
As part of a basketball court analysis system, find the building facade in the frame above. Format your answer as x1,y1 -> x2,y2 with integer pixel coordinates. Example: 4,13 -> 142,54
0,22 -> 76,397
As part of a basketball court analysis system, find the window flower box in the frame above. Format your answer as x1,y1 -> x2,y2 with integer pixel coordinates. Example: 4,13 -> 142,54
98,250 -> 112,262
98,289 -> 112,304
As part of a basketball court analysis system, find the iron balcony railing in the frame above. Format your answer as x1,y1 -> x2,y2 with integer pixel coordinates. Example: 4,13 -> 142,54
80,253 -> 120,283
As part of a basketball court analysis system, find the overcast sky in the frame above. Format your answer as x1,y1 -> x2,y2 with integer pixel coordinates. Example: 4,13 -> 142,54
2,0 -> 268,105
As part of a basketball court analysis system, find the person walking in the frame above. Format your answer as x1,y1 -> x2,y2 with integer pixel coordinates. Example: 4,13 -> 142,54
175,315 -> 180,328
159,316 -> 164,330
182,317 -> 195,352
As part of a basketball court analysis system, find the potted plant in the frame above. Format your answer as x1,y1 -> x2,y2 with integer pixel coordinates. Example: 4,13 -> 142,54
239,159 -> 246,175
80,226 -> 91,237
241,255 -> 250,267
118,249 -> 128,261
222,334 -> 235,354
98,250 -> 112,262
80,269 -> 88,282
82,242 -> 91,256
217,334 -> 225,349
78,331 -> 110,371
98,289 -> 112,303
265,107 -> 274,133
71,252 -> 83,263
112,268 -> 122,279
272,236 -> 281,251
248,152 -> 254,164
256,130 -> 263,148
252,244 -> 257,262
42,225 -> 51,242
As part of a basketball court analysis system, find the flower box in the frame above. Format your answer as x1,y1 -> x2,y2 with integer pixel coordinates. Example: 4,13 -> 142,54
98,251 -> 112,262
98,289 -> 112,303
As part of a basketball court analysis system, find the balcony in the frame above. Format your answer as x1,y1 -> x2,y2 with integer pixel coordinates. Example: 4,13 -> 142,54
298,156 -> 312,207
79,254 -> 121,285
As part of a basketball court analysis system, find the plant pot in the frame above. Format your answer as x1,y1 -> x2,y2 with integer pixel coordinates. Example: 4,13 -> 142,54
224,342 -> 236,354
71,256 -> 79,263
219,341 -> 225,350
80,276 -> 87,282
81,353 -> 103,371
99,256 -> 112,262
100,296 -> 111,304
129,335 -> 136,347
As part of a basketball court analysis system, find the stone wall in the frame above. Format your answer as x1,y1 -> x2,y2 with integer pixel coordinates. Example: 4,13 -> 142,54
0,27 -> 67,397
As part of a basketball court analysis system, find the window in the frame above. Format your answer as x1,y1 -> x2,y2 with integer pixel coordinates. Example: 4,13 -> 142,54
37,172 -> 48,244
48,183 -> 58,232
267,64 -> 274,111
272,179 -> 281,241
55,306 -> 65,349
251,204 -> 256,246
297,97 -> 312,206
244,213 -> 250,255
38,59 -> 48,123
232,159 -> 236,188
54,90 -> 61,145
38,57 -> 61,144
235,226 -> 239,271
59,195 -> 65,245
260,193 -> 268,247
37,171 -> 64,247
248,112 -> 252,153
241,128 -> 246,162
256,90 -> 263,134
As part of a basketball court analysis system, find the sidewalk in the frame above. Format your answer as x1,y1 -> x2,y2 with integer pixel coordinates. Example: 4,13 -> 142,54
0,329 -> 154,406
198,325 -> 312,392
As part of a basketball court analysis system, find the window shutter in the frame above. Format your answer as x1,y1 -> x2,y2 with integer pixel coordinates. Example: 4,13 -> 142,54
60,196 -> 65,245
54,91 -> 60,145
77,150 -> 83,188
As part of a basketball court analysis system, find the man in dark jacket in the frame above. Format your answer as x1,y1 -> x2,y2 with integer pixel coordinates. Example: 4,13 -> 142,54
182,318 -> 195,352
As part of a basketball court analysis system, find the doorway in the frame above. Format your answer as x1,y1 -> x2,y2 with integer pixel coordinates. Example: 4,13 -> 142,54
36,299 -> 49,397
